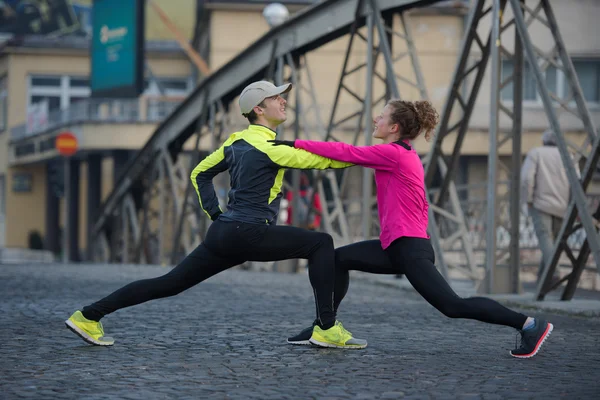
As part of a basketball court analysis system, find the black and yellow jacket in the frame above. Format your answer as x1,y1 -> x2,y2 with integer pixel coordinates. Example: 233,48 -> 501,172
190,124 -> 353,225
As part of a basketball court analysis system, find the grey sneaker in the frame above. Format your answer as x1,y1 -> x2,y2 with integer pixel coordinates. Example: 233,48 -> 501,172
510,319 -> 553,358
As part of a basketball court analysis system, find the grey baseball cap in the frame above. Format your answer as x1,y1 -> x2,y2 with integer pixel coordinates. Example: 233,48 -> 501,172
239,81 -> 292,114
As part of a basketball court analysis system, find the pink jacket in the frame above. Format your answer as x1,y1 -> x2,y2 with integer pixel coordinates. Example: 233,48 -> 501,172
295,139 -> 429,249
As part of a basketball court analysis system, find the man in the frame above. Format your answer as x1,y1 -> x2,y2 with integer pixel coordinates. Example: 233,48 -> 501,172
520,129 -> 575,284
65,81 -> 367,349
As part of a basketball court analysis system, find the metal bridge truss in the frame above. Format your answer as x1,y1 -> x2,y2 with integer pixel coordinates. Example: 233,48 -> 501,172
92,0 -> 469,272
92,0 -> 599,298
424,0 -> 599,295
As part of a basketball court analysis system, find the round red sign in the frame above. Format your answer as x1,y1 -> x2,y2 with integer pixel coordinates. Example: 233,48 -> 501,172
55,132 -> 78,156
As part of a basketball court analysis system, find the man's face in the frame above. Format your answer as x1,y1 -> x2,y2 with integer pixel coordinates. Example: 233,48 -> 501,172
255,94 -> 287,125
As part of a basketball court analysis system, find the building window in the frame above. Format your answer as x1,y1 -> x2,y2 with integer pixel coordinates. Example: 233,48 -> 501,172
144,77 -> 192,121
70,78 -> 90,88
0,76 -> 7,132
30,95 -> 61,111
143,77 -> 193,97
31,76 -> 62,87
570,60 -> 600,103
501,60 -> 559,102
501,59 -> 600,104
28,75 -> 91,111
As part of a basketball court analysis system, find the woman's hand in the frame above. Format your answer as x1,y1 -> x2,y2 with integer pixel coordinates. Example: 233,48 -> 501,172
268,139 -> 296,147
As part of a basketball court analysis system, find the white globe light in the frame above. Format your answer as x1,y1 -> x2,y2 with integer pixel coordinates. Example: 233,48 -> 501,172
263,3 -> 290,28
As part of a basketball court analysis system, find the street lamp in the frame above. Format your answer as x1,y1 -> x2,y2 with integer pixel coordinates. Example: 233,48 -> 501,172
262,3 -> 290,28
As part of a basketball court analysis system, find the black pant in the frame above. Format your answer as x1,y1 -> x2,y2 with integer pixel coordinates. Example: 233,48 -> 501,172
333,237 -> 527,330
82,220 -> 337,327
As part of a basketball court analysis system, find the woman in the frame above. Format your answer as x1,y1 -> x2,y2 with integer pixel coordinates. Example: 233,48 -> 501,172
270,99 -> 552,358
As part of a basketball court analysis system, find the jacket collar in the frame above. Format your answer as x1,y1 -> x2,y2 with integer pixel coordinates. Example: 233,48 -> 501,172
393,138 -> 412,150
249,124 -> 277,139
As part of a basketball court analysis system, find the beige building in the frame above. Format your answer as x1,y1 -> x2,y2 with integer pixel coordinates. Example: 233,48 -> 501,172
2,0 -> 599,257
208,0 -> 599,177
464,0 -> 600,187
0,37 -> 193,256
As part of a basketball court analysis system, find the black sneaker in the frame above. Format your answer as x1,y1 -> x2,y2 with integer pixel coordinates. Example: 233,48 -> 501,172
510,319 -> 554,358
287,321 -> 317,345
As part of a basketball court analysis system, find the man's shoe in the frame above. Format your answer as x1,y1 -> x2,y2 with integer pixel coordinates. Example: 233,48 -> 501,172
510,319 -> 553,358
287,322 -> 316,345
65,310 -> 115,346
309,321 -> 367,349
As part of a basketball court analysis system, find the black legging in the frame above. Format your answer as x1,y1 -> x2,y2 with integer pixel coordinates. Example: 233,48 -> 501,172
333,237 -> 527,330
82,219 -> 337,328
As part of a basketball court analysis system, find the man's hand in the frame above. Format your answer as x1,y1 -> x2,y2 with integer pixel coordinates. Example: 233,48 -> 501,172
268,139 -> 296,147
210,210 -> 222,221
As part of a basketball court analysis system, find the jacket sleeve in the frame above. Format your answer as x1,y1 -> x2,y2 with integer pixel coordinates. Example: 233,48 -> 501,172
520,150 -> 537,204
190,145 -> 227,220
264,143 -> 354,170
295,140 -> 398,171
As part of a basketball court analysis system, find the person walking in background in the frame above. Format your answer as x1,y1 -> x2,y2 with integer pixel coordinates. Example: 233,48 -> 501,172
520,129 -> 576,284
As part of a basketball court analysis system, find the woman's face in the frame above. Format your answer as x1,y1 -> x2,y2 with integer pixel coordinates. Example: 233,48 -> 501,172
372,104 -> 400,142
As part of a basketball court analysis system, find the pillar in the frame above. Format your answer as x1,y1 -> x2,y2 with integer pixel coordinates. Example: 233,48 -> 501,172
86,154 -> 102,261
67,158 -> 81,262
45,161 -> 61,254
113,150 -> 134,184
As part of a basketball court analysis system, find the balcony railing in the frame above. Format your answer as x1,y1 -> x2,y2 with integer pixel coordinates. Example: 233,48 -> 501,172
10,96 -> 184,142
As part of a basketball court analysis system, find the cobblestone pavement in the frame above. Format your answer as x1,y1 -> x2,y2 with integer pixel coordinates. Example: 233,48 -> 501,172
1,264 -> 599,399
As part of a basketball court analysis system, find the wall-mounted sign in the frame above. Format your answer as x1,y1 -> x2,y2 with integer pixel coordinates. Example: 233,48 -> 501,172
90,0 -> 145,98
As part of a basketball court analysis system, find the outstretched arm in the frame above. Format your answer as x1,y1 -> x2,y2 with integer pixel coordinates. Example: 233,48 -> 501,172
258,140 -> 354,170
293,140 -> 398,171
190,145 -> 227,221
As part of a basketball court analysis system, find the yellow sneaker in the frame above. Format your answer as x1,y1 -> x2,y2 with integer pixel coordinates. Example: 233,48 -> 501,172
65,310 -> 114,346
309,321 -> 367,349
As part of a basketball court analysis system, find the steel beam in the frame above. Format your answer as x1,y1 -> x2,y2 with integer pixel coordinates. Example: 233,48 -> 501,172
484,0 -> 524,294
289,55 -> 349,238
424,0 -> 491,196
519,0 -> 600,299
276,51 -> 353,245
86,155 -> 102,261
424,0 -> 492,282
92,0 -> 446,240
509,1 -> 524,294
484,0 -> 501,294
170,97 -> 209,264
67,158 -> 80,262
89,0 -> 598,302
362,12 -> 375,240
321,0 -> 436,246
